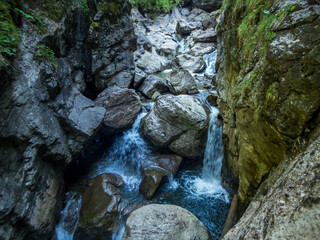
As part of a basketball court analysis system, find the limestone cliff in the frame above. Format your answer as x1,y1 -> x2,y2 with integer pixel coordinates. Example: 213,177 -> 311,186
216,0 -> 320,203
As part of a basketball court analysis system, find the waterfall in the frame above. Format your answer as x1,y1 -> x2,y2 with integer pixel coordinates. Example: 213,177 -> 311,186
91,103 -> 154,190
55,193 -> 82,240
202,107 -> 223,182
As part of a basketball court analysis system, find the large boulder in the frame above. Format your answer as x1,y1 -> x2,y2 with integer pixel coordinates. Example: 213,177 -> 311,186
166,69 -> 198,94
139,75 -> 168,99
192,0 -> 223,12
139,154 -> 183,199
122,204 -> 213,240
141,94 -> 209,159
94,86 -> 142,135
74,173 -> 124,240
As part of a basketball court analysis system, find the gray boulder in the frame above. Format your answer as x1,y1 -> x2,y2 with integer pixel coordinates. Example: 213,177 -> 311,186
95,86 -> 142,135
122,204 -> 212,240
166,69 -> 198,94
134,67 -> 147,88
139,75 -> 168,99
141,94 -> 209,159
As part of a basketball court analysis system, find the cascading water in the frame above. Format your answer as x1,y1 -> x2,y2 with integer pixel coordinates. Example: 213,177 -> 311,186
55,193 -> 82,240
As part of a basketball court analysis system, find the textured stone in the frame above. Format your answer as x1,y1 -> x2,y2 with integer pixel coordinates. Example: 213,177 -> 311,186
139,154 -> 183,198
122,204 -> 213,240
192,0 -> 223,12
216,0 -> 320,202
166,68 -> 198,94
139,75 -> 168,99
75,173 -> 123,240
223,134 -> 320,239
95,86 -> 142,135
141,94 -> 208,159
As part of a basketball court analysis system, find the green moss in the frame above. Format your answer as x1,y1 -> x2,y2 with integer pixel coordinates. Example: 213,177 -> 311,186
90,21 -> 99,28
0,0 -> 20,69
99,0 -> 124,22
35,45 -> 56,68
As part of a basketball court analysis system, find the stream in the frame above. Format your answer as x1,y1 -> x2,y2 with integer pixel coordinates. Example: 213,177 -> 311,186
55,12 -> 230,239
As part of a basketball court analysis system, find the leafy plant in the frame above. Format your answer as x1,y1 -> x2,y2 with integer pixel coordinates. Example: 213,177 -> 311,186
35,45 -> 56,67
0,0 -> 20,68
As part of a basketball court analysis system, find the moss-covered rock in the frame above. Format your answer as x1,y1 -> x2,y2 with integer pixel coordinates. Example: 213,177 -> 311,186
216,0 -> 320,203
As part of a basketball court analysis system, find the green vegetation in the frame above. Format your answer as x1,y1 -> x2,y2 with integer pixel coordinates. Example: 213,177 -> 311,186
35,45 -> 56,67
0,0 -> 20,69
132,0 -> 181,13
99,0 -> 124,22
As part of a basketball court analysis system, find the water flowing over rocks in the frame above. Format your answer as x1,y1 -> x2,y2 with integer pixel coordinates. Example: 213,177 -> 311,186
141,94 -> 209,159
74,173 -> 123,240
122,204 -> 213,240
94,86 -> 142,135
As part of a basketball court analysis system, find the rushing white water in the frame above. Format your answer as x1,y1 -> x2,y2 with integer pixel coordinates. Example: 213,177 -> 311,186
90,103 -> 154,190
55,193 -> 82,240
203,50 -> 217,77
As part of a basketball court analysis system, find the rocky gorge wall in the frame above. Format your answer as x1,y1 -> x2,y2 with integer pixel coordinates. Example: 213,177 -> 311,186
0,0 -> 136,239
216,0 -> 320,204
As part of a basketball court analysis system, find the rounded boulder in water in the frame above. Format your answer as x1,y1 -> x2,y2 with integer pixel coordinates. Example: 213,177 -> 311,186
122,204 -> 213,240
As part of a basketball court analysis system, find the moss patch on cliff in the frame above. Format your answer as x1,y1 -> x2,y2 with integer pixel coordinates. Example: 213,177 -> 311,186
0,0 -> 20,69
132,0 -> 181,13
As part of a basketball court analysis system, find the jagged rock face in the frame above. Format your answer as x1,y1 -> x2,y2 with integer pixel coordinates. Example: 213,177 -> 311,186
216,0 -> 320,202
141,94 -> 209,159
75,173 -> 123,240
139,75 -> 169,98
90,2 -> 137,91
94,86 -> 142,135
223,133 -> 320,239
122,204 -> 213,240
0,1 -> 135,239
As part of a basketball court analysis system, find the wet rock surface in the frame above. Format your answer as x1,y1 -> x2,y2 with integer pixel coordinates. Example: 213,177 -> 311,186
122,204 -> 213,240
74,173 -> 123,240
139,154 -> 183,198
139,75 -> 168,99
141,94 -> 209,159
95,86 -> 142,135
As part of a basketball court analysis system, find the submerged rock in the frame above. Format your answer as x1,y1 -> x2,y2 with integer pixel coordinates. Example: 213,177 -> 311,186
166,68 -> 198,94
95,86 -> 142,135
75,173 -> 123,240
141,94 -> 208,159
139,154 -> 183,198
122,204 -> 213,240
